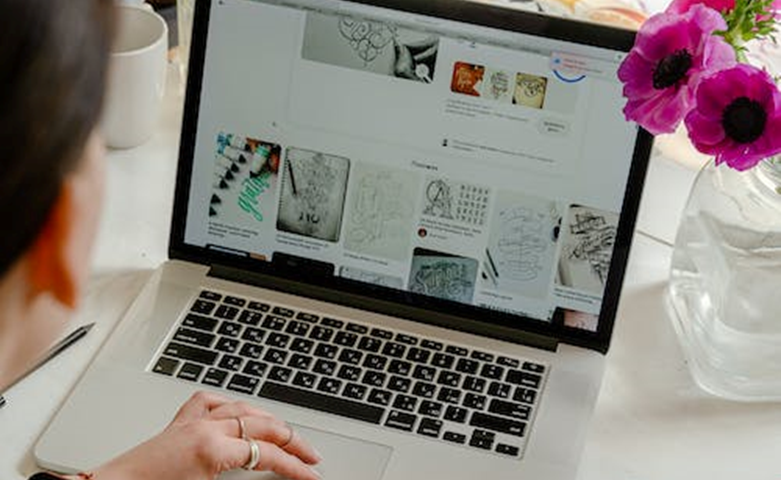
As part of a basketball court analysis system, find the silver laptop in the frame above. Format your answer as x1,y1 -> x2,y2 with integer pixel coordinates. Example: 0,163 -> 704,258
36,1 -> 652,479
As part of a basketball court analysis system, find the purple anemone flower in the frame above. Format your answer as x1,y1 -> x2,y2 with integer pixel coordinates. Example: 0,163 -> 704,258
617,4 -> 736,135
685,64 -> 781,170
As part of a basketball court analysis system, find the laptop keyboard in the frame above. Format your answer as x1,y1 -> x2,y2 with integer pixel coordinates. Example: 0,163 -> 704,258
151,290 -> 548,459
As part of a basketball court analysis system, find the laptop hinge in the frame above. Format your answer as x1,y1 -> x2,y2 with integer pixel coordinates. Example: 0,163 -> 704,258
208,264 -> 559,353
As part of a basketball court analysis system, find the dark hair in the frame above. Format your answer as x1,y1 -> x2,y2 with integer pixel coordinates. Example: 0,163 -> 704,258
0,0 -> 115,277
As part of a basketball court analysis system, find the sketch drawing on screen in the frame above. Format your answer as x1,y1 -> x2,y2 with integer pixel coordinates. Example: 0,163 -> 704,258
557,205 -> 618,294
409,249 -> 479,303
422,177 -> 489,226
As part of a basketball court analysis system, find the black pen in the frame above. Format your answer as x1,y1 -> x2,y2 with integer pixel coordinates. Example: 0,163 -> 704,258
0,322 -> 95,400
0,395 -> 6,409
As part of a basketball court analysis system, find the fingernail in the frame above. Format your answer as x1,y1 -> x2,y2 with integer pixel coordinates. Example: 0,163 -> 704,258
312,447 -> 324,462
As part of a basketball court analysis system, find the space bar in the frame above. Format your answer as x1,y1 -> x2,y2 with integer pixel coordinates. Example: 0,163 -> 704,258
259,382 -> 384,424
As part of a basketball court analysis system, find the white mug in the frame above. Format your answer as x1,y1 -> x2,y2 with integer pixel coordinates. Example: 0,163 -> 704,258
102,4 -> 168,149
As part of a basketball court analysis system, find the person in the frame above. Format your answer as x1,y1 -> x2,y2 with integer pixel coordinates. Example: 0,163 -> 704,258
0,2 -> 321,479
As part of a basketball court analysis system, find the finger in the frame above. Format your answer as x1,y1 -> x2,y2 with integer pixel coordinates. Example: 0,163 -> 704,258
242,417 -> 321,465
173,391 -> 234,422
413,45 -> 437,62
207,400 -> 275,423
224,438 -> 321,480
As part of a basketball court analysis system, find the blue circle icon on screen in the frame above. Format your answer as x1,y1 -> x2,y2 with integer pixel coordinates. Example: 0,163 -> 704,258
553,70 -> 586,83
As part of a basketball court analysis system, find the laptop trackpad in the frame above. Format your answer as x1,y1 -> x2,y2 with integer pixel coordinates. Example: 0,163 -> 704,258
220,424 -> 393,480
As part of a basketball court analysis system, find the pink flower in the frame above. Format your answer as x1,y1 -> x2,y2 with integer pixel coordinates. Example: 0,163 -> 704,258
667,0 -> 781,15
685,64 -> 781,170
617,5 -> 736,135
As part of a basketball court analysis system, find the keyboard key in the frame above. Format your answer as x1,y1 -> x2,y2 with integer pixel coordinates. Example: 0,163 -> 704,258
522,361 -> 546,373
469,429 -> 495,450
183,314 -> 218,332
363,354 -> 387,371
357,336 -> 382,353
444,405 -> 468,423
343,383 -> 368,400
173,328 -> 215,348
202,367 -> 229,387
463,376 -> 487,393
215,337 -> 240,354
313,359 -> 337,376
199,290 -> 222,301
219,355 -> 244,371
215,305 -> 239,320
506,370 -> 542,389
290,338 -> 315,354
445,345 -> 468,356
418,400 -> 443,417
470,412 -> 527,437
320,317 -> 344,329
362,371 -> 386,387
313,343 -> 338,359
463,393 -> 487,410
370,328 -> 393,339
337,365 -> 362,382
388,359 -> 412,376
310,326 -> 334,342
217,321 -> 242,338
367,388 -> 392,406
292,371 -> 317,389
285,320 -> 310,337
437,388 -> 461,404
259,382 -> 383,424
238,310 -> 263,326
385,410 -> 417,431
272,306 -> 295,318
382,342 -> 406,358
488,382 -> 512,399
480,364 -> 504,380
443,431 -> 467,444
497,356 -> 520,368
238,343 -> 263,359
395,333 -> 418,345
496,444 -> 520,457
489,399 -> 531,420
387,376 -> 411,393
393,394 -> 417,412
243,361 -> 267,377
411,381 -> 436,399
455,358 -> 479,375
432,353 -> 455,369
177,362 -> 203,381
227,374 -> 259,395
513,387 -> 537,405
241,327 -> 265,344
296,312 -> 319,323
224,296 -> 247,307
338,348 -> 363,365
471,350 -> 494,362
412,365 -> 436,382
421,339 -> 443,351
163,342 -> 218,365
418,418 -> 443,438
266,332 -> 291,349
407,347 -> 431,364
317,377 -> 342,395
263,348 -> 288,365
247,301 -> 270,312
288,353 -> 313,370
346,323 -> 368,334
333,331 -> 358,347
191,299 -> 216,315
152,356 -> 180,376
262,316 -> 286,331
268,366 -> 293,383
437,371 -> 461,388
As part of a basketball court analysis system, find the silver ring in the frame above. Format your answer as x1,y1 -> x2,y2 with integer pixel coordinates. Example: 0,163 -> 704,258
280,423 -> 294,448
242,439 -> 261,470
236,417 -> 247,440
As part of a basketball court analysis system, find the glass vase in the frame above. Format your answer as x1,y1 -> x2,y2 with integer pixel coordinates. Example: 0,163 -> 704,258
668,156 -> 781,401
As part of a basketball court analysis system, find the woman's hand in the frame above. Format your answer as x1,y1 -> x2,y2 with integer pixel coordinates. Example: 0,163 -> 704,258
85,391 -> 321,480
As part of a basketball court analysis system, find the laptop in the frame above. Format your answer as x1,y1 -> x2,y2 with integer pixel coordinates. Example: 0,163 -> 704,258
36,0 -> 652,479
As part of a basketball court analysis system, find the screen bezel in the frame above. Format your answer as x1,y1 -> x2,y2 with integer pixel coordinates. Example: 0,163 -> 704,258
169,0 -> 653,354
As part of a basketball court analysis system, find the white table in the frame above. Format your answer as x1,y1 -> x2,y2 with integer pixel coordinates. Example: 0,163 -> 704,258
2,64 -> 780,480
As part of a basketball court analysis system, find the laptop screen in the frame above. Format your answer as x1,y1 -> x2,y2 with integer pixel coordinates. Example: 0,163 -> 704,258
173,0 -> 651,350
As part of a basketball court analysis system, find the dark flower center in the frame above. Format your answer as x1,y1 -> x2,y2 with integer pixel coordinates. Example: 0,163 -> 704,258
652,49 -> 693,89
722,96 -> 767,144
